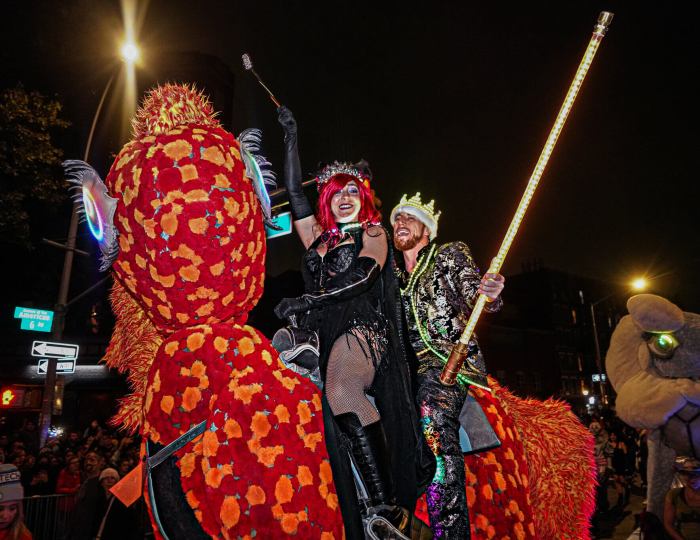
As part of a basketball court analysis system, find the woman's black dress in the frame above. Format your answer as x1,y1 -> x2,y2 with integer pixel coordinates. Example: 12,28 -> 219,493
300,226 -> 434,539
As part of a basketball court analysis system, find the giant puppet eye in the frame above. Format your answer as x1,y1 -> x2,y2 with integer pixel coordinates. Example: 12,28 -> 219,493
82,188 -> 104,241
63,160 -> 119,271
646,332 -> 680,359
238,128 -> 277,227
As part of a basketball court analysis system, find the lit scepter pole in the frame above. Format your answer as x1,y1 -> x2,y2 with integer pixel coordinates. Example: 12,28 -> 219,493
440,11 -> 614,386
241,53 -> 282,108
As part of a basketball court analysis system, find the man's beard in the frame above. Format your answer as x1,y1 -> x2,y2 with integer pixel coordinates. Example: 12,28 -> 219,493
393,232 -> 422,251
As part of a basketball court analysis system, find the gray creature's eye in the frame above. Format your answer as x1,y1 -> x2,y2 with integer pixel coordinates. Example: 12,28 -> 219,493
646,332 -> 680,360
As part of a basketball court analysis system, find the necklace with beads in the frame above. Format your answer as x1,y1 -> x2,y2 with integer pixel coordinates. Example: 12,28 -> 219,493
401,244 -> 447,362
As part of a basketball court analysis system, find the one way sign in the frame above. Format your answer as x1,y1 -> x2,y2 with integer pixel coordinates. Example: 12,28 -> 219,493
31,341 -> 79,360
37,358 -> 76,375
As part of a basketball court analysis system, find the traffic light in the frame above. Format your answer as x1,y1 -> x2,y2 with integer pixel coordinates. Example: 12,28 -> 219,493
0,386 -> 41,409
1,388 -> 19,407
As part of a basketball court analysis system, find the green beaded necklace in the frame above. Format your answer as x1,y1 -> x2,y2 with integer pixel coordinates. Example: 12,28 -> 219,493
402,244 -> 473,386
401,244 -> 447,362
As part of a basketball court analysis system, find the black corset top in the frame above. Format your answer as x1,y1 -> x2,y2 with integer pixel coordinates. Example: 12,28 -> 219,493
303,242 -> 356,289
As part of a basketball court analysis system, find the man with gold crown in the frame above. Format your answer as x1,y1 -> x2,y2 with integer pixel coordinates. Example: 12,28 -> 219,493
390,193 -> 505,539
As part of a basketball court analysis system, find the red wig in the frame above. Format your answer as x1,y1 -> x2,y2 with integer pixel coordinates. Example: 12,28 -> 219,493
316,174 -> 381,233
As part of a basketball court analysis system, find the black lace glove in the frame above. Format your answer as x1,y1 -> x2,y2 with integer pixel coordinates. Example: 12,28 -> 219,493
277,106 -> 313,220
274,257 -> 381,319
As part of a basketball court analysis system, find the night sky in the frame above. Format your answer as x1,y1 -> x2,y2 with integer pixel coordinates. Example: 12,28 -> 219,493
2,1 -> 698,311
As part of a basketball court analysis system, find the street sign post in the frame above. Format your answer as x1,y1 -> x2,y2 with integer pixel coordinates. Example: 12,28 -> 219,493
13,307 -> 54,333
31,341 -> 79,360
37,358 -> 76,375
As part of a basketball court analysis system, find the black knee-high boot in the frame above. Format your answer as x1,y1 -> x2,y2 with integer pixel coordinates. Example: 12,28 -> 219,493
335,413 -> 409,529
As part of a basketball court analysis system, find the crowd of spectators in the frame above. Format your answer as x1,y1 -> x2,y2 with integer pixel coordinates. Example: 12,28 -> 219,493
585,412 -> 700,539
4,411 -> 695,538
585,411 -> 657,538
0,420 -> 139,497
586,414 -> 645,511
0,418 -> 150,540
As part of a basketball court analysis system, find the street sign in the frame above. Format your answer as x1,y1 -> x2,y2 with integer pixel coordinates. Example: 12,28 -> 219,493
37,358 -> 76,375
57,360 -> 76,374
31,341 -> 79,360
13,307 -> 54,333
265,211 -> 293,240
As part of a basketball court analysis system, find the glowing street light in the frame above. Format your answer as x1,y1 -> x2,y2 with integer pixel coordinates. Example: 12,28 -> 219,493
120,41 -> 140,64
631,277 -> 648,291
589,276 -> 650,406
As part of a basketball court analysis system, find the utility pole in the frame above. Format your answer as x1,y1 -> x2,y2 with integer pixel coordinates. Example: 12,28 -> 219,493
587,275 -> 649,410
590,302 -> 606,403
38,72 -> 117,447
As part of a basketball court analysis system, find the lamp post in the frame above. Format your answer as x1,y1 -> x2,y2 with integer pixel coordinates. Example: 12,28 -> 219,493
590,297 -> 610,403
38,43 -> 140,447
589,277 -> 648,405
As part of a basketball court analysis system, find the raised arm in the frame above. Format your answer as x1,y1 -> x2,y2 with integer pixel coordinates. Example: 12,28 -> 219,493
277,106 -> 319,249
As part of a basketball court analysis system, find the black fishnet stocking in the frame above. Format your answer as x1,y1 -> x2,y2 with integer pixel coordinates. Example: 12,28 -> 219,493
325,333 -> 380,426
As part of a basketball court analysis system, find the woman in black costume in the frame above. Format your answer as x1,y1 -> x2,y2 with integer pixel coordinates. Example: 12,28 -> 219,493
274,107 -> 433,539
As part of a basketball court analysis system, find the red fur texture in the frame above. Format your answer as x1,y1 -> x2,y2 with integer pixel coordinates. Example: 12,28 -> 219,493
103,281 -> 161,432
494,381 -> 596,540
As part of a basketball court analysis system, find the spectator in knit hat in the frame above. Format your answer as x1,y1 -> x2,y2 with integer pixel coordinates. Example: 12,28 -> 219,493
0,464 -> 32,540
97,468 -> 119,489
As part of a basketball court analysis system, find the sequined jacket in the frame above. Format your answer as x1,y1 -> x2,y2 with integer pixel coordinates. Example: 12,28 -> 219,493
400,241 -> 502,389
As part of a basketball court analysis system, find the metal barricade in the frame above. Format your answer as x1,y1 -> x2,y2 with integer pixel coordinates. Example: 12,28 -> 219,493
22,494 -> 75,540
22,493 -> 153,540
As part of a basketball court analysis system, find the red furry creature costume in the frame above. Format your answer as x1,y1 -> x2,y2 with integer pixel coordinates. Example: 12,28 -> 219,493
66,84 -> 343,538
66,83 -> 595,539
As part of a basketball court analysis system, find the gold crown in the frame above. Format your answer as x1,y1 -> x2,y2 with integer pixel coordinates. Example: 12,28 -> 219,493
396,192 -> 441,224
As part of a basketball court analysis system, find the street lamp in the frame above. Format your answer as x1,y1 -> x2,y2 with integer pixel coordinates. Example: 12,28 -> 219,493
120,41 -> 140,64
38,42 -> 141,447
631,277 -> 648,291
589,276 -> 648,405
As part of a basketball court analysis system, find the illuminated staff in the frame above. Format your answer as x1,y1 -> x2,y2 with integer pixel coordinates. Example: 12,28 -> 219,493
440,11 -> 614,386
